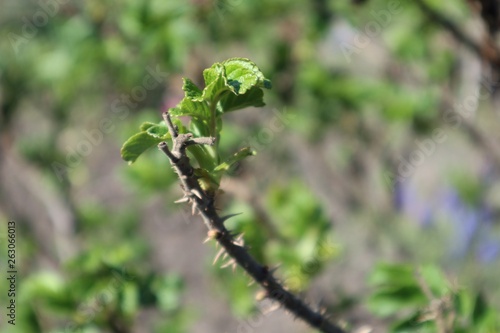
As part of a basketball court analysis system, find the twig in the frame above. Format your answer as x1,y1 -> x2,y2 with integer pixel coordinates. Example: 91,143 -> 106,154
415,269 -> 452,333
414,0 -> 481,55
158,111 -> 346,333
414,0 -> 500,70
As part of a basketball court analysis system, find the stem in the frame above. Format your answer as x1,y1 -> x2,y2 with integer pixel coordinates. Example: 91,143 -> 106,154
208,89 -> 228,143
209,100 -> 217,139
159,112 -> 346,333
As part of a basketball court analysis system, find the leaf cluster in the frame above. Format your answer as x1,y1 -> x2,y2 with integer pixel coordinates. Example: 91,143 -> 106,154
368,263 -> 500,332
121,58 -> 271,191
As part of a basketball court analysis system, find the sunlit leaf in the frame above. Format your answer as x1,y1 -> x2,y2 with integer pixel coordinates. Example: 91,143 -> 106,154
146,124 -> 170,139
202,62 -> 233,100
223,57 -> 271,94
369,263 -> 417,287
172,99 -> 211,120
418,265 -> 449,297
153,275 -> 184,312
121,132 -> 163,164
183,78 -> 203,101
139,122 -> 157,131
120,282 -> 139,317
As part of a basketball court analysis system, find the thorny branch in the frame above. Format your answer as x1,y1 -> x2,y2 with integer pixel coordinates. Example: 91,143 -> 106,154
414,0 -> 500,73
158,111 -> 346,333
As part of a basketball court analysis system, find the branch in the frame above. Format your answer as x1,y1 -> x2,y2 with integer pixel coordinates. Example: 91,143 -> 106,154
415,269 -> 454,333
414,0 -> 500,70
158,111 -> 346,333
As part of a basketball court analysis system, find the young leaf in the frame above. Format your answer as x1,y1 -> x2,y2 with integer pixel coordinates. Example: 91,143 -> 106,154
223,58 -> 271,94
218,86 -> 265,113
190,117 -> 210,138
214,147 -> 255,172
170,99 -> 211,120
194,168 -> 220,192
146,123 -> 170,139
120,282 -> 139,317
369,263 -> 417,287
121,132 -> 163,164
183,78 -> 203,101
418,265 -> 449,296
202,63 -> 233,101
140,122 -> 157,131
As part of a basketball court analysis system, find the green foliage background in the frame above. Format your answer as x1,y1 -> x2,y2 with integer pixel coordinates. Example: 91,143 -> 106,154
1,0 -> 500,332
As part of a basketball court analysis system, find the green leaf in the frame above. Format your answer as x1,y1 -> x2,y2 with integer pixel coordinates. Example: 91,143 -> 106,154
146,123 -> 170,139
171,99 -> 211,120
453,289 -> 474,317
472,292 -> 488,326
367,285 -> 426,316
214,147 -> 255,172
182,78 -> 203,101
121,132 -> 163,164
20,271 -> 66,302
223,58 -> 271,94
390,312 -> 433,332
202,62 -> 233,101
139,122 -> 157,131
200,58 -> 271,104
187,144 -> 216,170
120,282 -> 139,317
418,265 -> 449,297
189,117 -> 210,138
369,263 -> 417,287
219,86 -> 265,113
153,274 -> 184,312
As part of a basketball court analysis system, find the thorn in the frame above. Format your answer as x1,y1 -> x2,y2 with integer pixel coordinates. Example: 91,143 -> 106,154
213,248 -> 226,265
220,259 -> 236,269
247,279 -> 255,286
191,188 -> 203,199
220,213 -> 242,224
174,197 -> 189,204
255,290 -> 267,301
192,202 -> 198,215
261,303 -> 280,315
233,233 -> 245,246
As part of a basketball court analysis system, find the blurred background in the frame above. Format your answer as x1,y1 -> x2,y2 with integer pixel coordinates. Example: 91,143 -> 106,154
1,0 -> 500,332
